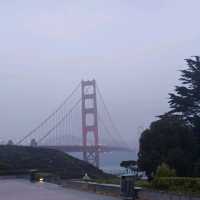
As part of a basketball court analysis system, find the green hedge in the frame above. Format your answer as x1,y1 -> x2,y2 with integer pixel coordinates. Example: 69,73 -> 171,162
152,177 -> 200,194
135,180 -> 152,188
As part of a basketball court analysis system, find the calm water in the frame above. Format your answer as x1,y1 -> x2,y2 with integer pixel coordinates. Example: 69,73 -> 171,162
69,151 -> 137,173
0,179 -> 119,200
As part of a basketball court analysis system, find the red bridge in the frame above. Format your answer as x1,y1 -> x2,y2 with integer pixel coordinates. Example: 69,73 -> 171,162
17,80 -> 132,168
41,145 -> 133,153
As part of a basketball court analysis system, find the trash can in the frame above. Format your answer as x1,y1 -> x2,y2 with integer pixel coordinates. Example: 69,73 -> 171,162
120,174 -> 136,200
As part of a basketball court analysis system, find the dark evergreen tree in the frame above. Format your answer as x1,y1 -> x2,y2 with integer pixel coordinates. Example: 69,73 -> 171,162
138,56 -> 200,178
168,56 -> 200,133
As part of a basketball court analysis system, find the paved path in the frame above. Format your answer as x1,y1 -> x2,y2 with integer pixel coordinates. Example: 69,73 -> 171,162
0,179 -> 120,200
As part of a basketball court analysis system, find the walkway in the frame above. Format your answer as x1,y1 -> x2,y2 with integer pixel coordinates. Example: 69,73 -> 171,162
0,179 -> 120,200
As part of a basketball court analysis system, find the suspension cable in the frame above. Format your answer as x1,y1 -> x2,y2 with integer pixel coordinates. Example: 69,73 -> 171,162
96,84 -> 130,147
37,98 -> 81,144
17,82 -> 81,145
98,114 -> 121,146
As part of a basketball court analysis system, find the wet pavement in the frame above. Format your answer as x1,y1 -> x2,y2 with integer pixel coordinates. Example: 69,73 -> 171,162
0,179 -> 120,200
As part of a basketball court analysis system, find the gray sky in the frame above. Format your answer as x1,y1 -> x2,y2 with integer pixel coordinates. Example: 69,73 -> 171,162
0,0 -> 200,148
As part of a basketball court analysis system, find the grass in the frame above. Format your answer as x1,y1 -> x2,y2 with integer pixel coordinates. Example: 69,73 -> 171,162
94,178 -> 120,185
135,180 -> 152,188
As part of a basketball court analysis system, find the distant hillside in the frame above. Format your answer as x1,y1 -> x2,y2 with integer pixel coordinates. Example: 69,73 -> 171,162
0,145 -> 111,179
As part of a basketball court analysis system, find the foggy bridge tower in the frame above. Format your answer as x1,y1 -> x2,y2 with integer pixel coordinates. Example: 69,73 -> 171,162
81,80 -> 99,168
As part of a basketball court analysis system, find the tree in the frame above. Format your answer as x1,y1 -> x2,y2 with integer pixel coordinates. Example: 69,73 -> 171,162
7,140 -> 14,145
30,139 -> 37,147
168,56 -> 200,134
138,116 -> 196,178
120,160 -> 137,173
138,56 -> 200,178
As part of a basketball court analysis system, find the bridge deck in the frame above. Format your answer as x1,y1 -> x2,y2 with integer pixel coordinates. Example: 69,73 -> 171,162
40,145 -> 133,153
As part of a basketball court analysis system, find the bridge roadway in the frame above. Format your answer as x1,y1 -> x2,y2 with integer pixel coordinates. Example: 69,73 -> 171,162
1,179 -> 119,200
40,145 -> 133,153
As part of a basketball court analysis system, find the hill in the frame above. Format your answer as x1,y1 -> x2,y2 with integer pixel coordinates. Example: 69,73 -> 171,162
0,145 -> 111,179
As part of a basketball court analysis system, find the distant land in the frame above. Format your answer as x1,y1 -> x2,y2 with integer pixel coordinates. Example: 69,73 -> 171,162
0,145 -> 112,179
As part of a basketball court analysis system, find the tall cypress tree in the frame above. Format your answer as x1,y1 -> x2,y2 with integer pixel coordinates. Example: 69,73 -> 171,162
169,56 -> 200,133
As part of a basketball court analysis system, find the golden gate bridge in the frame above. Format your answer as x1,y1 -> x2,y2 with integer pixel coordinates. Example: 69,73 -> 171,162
16,80 -> 132,168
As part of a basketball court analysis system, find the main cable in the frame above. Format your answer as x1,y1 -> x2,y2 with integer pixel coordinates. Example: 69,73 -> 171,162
17,82 -> 81,145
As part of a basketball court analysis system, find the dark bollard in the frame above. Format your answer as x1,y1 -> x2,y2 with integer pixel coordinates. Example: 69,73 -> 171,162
120,175 -> 136,200
30,171 -> 37,182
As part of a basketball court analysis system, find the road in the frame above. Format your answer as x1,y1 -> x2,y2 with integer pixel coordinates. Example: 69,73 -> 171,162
0,179 -> 120,200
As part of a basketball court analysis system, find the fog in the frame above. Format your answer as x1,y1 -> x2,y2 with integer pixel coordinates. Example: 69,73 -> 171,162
0,0 -> 200,148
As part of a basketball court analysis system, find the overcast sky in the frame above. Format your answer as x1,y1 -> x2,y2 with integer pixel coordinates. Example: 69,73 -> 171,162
0,0 -> 200,148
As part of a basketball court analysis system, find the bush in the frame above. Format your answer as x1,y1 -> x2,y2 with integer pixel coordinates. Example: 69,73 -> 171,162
155,163 -> 176,178
152,177 -> 200,194
135,180 -> 152,188
95,178 -> 120,185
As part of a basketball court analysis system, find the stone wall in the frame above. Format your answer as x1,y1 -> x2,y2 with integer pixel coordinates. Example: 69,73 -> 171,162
58,180 -> 200,200
62,180 -> 120,197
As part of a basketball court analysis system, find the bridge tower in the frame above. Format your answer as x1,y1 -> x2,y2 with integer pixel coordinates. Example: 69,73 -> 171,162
81,80 -> 99,167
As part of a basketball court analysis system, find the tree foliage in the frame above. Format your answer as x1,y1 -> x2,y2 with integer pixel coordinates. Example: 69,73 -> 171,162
169,56 -> 200,133
138,116 -> 196,178
120,160 -> 137,173
138,56 -> 200,178
120,160 -> 137,169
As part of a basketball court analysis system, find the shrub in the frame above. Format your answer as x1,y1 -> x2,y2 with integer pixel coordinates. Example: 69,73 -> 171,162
155,163 -> 176,178
135,180 -> 152,188
152,177 -> 200,194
